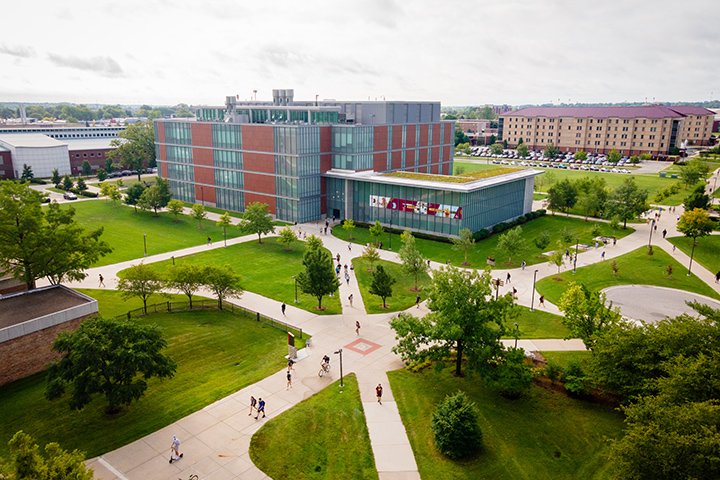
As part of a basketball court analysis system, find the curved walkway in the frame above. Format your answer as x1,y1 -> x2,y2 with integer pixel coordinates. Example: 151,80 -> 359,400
70,203 -> 720,479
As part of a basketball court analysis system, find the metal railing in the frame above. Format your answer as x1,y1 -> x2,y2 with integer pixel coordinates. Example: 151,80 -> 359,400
112,298 -> 303,338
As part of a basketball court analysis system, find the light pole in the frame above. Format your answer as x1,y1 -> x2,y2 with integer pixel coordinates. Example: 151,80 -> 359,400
334,348 -> 344,387
292,275 -> 299,303
530,269 -> 539,311
688,237 -> 697,276
573,238 -> 579,273
143,233 -> 147,257
648,219 -> 655,253
514,323 -> 519,349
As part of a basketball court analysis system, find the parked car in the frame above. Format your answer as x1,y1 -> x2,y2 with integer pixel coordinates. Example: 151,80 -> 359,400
63,191 -> 78,200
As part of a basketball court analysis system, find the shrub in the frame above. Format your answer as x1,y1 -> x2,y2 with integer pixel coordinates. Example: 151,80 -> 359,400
563,362 -> 590,396
78,191 -> 98,198
431,391 -> 482,459
536,209 -> 547,217
29,178 -> 48,185
545,361 -> 564,383
492,222 -> 509,234
591,224 -> 602,237
666,264 -> 673,276
534,230 -> 551,250
473,229 -> 491,241
489,348 -> 533,399
609,215 -> 621,230
560,227 -> 573,244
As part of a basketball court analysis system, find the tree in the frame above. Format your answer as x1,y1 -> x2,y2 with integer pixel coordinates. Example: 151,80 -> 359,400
0,184 -> 111,289
5,431 -> 94,480
547,179 -> 578,214
683,183 -> 711,211
677,208 -> 714,275
576,176 -> 608,220
369,220 -> 384,246
20,164 -> 34,182
97,168 -> 107,182
201,265 -> 243,309
166,199 -> 185,221
488,134 -> 497,145
342,218 -> 356,240
80,160 -> 92,176
241,202 -> 274,243
607,149 -> 621,164
106,121 -> 155,181
681,159 -> 710,188
454,129 -> 469,146
45,317 -> 176,414
558,283 -> 621,350
543,143 -> 560,159
451,228 -> 475,266
296,246 -> 339,310
391,266 -> 515,377
516,143 -> 529,158
488,347 -> 533,399
606,178 -> 648,228
575,150 -> 588,161
137,185 -> 165,215
75,178 -> 87,192
431,391 -> 482,460
489,142 -> 504,155
216,211 -> 232,247
167,264 -> 203,309
191,203 -> 207,228
154,176 -> 172,206
370,265 -> 395,308
548,242 -> 565,273
277,226 -> 298,250
534,230 -> 551,250
398,230 -> 428,291
51,168 -> 61,187
117,263 -> 165,314
495,226 -> 523,265
104,158 -> 114,173
361,243 -> 380,271
305,234 -> 323,250
124,183 -> 146,212
61,175 -> 73,191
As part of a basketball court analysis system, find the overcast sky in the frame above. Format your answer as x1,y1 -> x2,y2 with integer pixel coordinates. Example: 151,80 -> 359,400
0,0 -> 717,107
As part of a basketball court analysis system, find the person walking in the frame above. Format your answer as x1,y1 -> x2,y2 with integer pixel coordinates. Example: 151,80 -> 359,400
336,253 -> 341,263
345,272 -> 350,285
716,270 -> 720,283
662,229 -> 667,239
416,294 -> 421,308
521,260 -> 526,270
348,243 -> 352,251
376,384 -> 383,404
506,272 -> 511,283
512,287 -> 517,299
248,395 -> 257,416
539,295 -> 545,308
281,302 -> 286,316
355,320 -> 361,336
601,251 -> 605,261
287,359 -> 294,371
286,370 -> 292,390
169,435 -> 183,463
255,398 -> 266,419
613,237 -> 617,246
207,236 -> 212,245
98,274 -> 104,287
348,294 -> 354,307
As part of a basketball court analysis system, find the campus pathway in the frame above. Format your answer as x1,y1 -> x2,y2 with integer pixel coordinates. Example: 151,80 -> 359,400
71,202 -> 720,479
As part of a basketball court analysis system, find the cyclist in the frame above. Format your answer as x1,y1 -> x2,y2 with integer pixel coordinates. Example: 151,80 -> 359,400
319,355 -> 331,376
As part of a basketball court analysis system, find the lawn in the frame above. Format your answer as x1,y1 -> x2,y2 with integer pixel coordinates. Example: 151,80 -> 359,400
0,293 -> 292,459
388,367 -> 623,480
504,306 -> 571,339
75,288 -> 193,318
667,234 -> 720,275
69,200 -> 247,266
121,237 -> 342,315
536,246 -> 720,305
541,351 -> 593,369
250,374 -> 377,480
352,258 -> 432,314
333,215 -> 632,269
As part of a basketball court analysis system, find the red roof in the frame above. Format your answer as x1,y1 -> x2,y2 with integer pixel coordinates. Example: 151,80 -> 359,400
501,105 -> 686,119
667,106 -> 715,116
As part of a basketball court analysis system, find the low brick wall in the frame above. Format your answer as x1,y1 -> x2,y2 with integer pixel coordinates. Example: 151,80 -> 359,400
0,315 -> 95,386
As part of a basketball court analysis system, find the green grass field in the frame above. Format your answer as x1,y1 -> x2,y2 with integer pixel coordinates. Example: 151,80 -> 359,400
120,237 -> 342,315
333,216 -> 631,269
506,306 -> 571,339
540,351 -> 592,369
536,246 -> 720,304
667,235 -> 720,275
68,200 -> 246,266
351,258 -> 432,313
0,293 -> 292,459
76,288 -> 194,318
250,375 -> 377,480
388,367 -> 622,479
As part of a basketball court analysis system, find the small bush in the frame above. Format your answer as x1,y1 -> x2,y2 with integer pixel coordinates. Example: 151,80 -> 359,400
489,348 -> 533,399
492,222 -> 509,234
29,178 -> 48,185
473,229 -> 491,241
560,227 -> 573,244
609,215 -> 621,230
666,264 -> 673,276
534,230 -> 551,250
536,209 -> 547,217
431,391 -> 482,459
545,361 -> 564,383
78,191 -> 98,198
590,224 -> 602,237
563,362 -> 590,396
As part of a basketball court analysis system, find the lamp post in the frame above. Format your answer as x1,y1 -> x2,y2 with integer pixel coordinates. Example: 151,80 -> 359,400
334,348 -> 344,387
292,275 -> 299,303
514,323 -> 519,349
143,233 -> 147,257
648,219 -> 655,253
573,238 -> 579,273
530,269 -> 539,311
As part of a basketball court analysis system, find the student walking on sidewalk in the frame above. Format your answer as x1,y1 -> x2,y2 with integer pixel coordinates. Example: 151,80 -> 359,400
376,384 -> 383,404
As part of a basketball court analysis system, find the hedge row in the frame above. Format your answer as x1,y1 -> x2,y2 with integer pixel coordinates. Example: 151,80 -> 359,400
473,209 -> 546,241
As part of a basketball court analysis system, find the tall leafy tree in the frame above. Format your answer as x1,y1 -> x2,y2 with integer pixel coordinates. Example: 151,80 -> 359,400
369,220 -> 384,246
451,228 -> 475,265
547,179 -> 578,214
0,182 -> 111,289
607,149 -> 621,164
5,431 -> 94,480
137,184 -> 165,215
361,243 -> 380,271
607,178 -> 648,228
543,143 -> 560,159
557,282 -> 621,350
576,176 -> 608,220
107,121 -> 156,181
390,266 -> 514,377
516,143 -> 529,158
399,230 -> 428,291
574,150 -> 588,161
369,264 -> 395,308
166,199 -> 185,221
61,175 -> 73,191
80,160 -> 92,176
342,218 -> 356,240
676,208 -> 714,275
167,264 -> 204,308
117,263 -> 166,314
124,183 -> 146,212
489,142 -> 504,155
216,211 -> 232,246
681,159 -> 710,188
277,226 -> 298,250
75,178 -> 88,192
45,317 -> 176,414
51,168 -> 61,187
296,246 -> 339,310
495,226 -> 523,265
241,202 -> 274,243
191,203 -> 207,228
201,265 -> 243,309
683,183 -> 711,211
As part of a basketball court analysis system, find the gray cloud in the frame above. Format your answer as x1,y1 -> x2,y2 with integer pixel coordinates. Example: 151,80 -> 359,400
0,44 -> 36,58
363,0 -> 403,28
47,54 -> 124,77
257,45 -> 379,78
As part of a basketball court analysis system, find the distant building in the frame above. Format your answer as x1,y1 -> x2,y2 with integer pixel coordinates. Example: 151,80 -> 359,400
499,105 -> 715,156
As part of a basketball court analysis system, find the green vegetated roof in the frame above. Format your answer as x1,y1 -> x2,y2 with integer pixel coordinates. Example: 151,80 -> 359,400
383,167 -> 523,184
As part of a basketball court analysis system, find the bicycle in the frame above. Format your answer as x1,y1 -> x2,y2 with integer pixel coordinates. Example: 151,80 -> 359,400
318,362 -> 331,377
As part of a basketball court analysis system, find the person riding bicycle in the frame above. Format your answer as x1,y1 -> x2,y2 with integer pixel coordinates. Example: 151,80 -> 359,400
322,355 -> 330,367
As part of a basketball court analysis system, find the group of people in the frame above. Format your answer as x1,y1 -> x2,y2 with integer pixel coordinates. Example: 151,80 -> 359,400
248,395 -> 267,419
